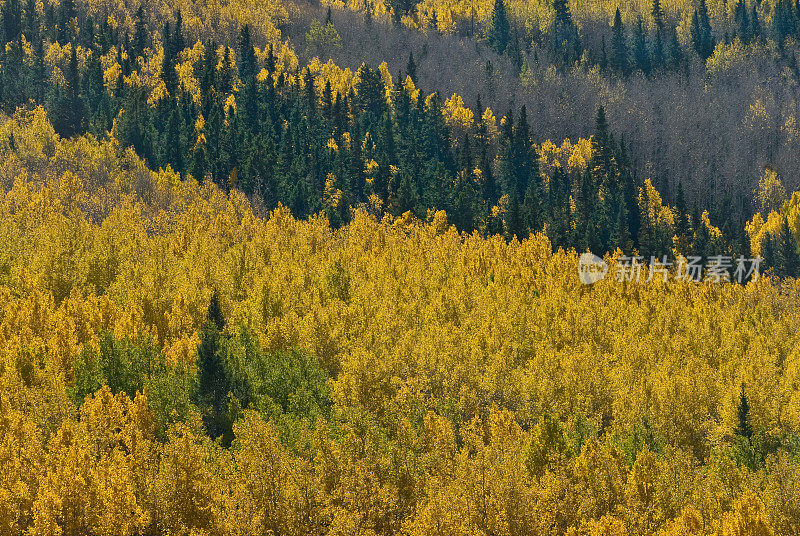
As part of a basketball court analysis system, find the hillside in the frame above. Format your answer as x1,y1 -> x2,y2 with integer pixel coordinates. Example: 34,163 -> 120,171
1,109 -> 800,535
3,0 -> 800,269
284,0 -> 800,219
2,0 -> 800,534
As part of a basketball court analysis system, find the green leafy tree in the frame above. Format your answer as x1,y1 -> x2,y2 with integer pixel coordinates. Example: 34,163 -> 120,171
305,19 -> 342,58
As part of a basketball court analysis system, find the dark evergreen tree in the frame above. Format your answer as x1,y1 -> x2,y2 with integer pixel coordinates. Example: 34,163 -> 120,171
751,3 -> 762,40
619,138 -> 640,248
2,0 -> 22,46
589,106 -> 618,189
690,0 -> 715,60
651,0 -> 665,67
651,0 -> 664,32
24,0 -> 38,41
734,0 -> 751,43
43,0 -> 56,42
1,34 -> 25,110
133,6 -> 148,58
450,134 -> 479,231
238,25 -> 257,80
161,21 -> 178,96
488,0 -> 510,54
673,181 -> 692,254
612,199 -> 634,252
50,44 -> 85,137
600,35 -> 608,70
772,0 -> 798,44
30,34 -> 46,103
546,165 -> 571,247
735,383 -> 753,439
57,0 -> 75,43
196,290 -> 234,444
668,25 -> 684,70
80,16 -> 96,49
406,50 -> 417,84
173,10 -> 185,53
633,16 -> 651,74
551,0 -> 580,63
83,49 -> 110,134
611,8 -> 629,75
116,81 -> 155,162
207,287 -> 226,330
394,168 -> 420,215
238,26 -> 259,125
218,46 -> 235,95
163,105 -> 185,174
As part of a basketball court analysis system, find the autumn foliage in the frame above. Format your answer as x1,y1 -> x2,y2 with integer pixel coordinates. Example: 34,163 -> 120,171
0,108 -> 798,535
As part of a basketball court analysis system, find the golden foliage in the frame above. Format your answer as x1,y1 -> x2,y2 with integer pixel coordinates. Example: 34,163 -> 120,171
2,109 -> 800,535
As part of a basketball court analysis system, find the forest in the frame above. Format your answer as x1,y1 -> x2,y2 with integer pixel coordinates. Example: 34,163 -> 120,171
3,0 -> 800,268
2,0 -> 800,533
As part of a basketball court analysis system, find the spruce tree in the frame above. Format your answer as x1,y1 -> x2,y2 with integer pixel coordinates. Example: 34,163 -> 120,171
163,105 -> 185,174
238,25 -> 259,124
173,10 -> 185,53
611,8 -> 629,75
612,200 -> 634,252
83,50 -> 107,132
406,51 -> 417,83
668,25 -> 684,70
488,0 -> 510,54
238,25 -> 257,80
1,34 -> 25,110
133,6 -> 148,58
51,44 -> 85,137
196,289 -> 233,444
633,16 -> 651,74
161,22 -> 178,96
673,181 -> 691,254
547,166 -> 570,247
552,0 -> 573,26
2,0 -> 22,46
651,0 -> 664,31
734,0 -> 751,43
24,0 -> 38,41
450,134 -> 479,231
590,106 -> 617,188
691,0 -> 715,60
551,0 -> 580,63
394,169 -> 420,215
600,35 -> 608,70
31,35 -> 46,103
651,0 -> 665,67
735,383 -> 753,439
207,287 -> 226,330
751,3 -> 761,40
57,0 -> 75,43
772,0 -> 798,44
